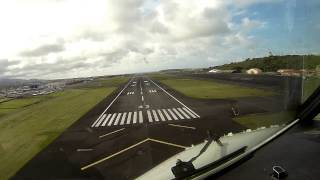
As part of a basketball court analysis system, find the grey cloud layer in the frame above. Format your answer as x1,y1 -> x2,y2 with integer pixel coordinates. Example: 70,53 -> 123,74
19,43 -> 65,57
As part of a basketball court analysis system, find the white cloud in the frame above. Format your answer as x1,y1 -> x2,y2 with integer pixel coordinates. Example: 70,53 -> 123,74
0,0 -> 282,79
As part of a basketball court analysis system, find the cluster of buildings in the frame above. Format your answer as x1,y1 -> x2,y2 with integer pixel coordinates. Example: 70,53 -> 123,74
0,82 -> 65,98
208,68 -> 319,77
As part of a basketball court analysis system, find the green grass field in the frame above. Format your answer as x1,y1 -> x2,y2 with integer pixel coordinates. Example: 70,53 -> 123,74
0,76 -> 128,179
151,74 -> 275,99
233,111 -> 296,129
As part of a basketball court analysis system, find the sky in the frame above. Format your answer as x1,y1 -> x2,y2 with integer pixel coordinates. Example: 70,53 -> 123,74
0,0 -> 319,79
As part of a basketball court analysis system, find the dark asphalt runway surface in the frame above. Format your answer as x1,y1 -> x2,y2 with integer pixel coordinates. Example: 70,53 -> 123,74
12,75 -> 301,180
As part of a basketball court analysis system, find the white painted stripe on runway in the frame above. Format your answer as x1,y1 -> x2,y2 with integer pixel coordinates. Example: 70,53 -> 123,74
147,110 -> 153,122
114,113 -> 122,125
95,114 -> 106,127
152,110 -> 159,122
139,111 -> 143,123
95,78 -> 133,124
149,79 -> 200,118
157,109 -> 166,121
108,113 -> 117,126
126,112 -> 132,124
120,112 -> 127,125
177,108 -> 190,119
162,109 -> 172,121
91,115 -> 102,127
167,109 -> 178,120
172,108 -> 184,119
141,96 -> 144,101
133,111 -> 137,124
182,107 -> 197,118
101,114 -> 112,126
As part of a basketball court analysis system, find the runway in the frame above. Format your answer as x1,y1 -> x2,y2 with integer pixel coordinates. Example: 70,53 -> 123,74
12,75 -> 290,180
91,77 -> 200,128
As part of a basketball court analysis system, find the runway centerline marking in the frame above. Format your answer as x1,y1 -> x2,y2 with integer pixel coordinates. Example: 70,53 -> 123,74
99,128 -> 125,138
92,78 -> 133,126
81,138 -> 187,171
148,78 -> 200,118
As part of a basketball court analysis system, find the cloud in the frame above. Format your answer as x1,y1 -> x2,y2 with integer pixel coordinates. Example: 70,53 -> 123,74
0,59 -> 19,76
19,42 -> 65,57
0,0 -> 314,79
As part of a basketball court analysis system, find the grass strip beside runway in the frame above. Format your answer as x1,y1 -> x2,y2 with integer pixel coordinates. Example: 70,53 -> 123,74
233,111 -> 295,129
0,76 -> 128,179
154,75 -> 275,99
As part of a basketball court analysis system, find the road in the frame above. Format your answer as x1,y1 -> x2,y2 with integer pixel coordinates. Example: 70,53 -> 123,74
13,75 -> 286,180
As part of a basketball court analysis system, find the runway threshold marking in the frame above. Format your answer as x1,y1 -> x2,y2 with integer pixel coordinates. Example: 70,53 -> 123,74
148,78 -> 200,118
162,109 -> 172,120
81,138 -> 188,171
92,78 -> 133,126
147,110 -> 153,122
99,128 -> 125,138
168,123 -> 196,130
101,114 -> 112,127
157,109 -> 166,121
94,114 -> 106,127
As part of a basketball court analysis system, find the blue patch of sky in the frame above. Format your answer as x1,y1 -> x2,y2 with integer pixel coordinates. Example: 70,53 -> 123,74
232,0 -> 320,55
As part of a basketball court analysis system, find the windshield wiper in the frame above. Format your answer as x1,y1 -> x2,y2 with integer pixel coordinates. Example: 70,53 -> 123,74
171,130 -> 243,180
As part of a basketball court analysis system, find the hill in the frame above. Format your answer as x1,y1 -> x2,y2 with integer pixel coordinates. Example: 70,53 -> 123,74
213,55 -> 320,72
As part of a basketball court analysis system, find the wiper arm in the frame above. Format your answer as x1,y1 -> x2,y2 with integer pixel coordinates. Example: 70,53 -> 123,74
189,130 -> 223,163
171,130 -> 225,179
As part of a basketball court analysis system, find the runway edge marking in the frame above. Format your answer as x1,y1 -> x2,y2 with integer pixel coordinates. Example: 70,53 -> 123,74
92,78 -> 133,126
148,78 -> 200,118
